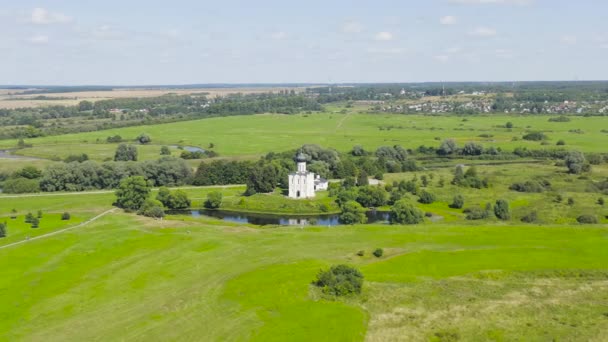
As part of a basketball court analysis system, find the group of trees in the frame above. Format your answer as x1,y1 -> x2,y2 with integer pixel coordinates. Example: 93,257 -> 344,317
0,166 -> 43,194
452,166 -> 489,189
114,177 -> 192,218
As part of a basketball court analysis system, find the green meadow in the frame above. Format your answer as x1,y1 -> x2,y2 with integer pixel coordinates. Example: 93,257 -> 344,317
0,189 -> 607,341
3,112 -> 608,161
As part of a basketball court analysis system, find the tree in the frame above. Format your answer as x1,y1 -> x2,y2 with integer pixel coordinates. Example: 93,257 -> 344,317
494,199 -> 511,220
61,212 -> 71,220
418,190 -> 436,204
421,175 -> 429,187
351,145 -> 366,156
355,186 -> 387,207
78,100 -> 94,111
136,133 -> 152,145
390,200 -> 424,224
451,165 -> 465,185
245,163 -> 279,195
24,212 -> 35,223
505,122 -> 513,129
115,176 -> 151,210
577,215 -> 598,224
450,194 -> 465,209
598,197 -> 605,206
114,144 -> 138,161
313,264 -> 364,296
138,199 -> 165,218
37,210 -> 43,218
564,151 -> 589,174
357,170 -> 369,186
0,222 -> 6,238
160,146 -> 171,155
461,142 -> 483,156
204,191 -> 223,209
2,178 -> 41,194
30,217 -> 39,228
156,187 -> 172,207
437,139 -> 458,156
167,190 -> 191,209
13,166 -> 42,179
339,201 -> 367,224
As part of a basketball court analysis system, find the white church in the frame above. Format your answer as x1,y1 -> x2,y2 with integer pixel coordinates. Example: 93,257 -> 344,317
288,152 -> 328,199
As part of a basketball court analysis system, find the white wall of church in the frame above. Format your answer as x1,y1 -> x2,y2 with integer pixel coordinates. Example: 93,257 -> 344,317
288,172 -> 315,198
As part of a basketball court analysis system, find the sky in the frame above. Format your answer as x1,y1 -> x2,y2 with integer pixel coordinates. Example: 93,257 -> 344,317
1,0 -> 607,85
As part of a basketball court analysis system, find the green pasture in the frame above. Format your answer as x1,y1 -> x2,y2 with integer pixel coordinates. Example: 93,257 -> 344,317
2,112 -> 608,161
0,207 -> 607,341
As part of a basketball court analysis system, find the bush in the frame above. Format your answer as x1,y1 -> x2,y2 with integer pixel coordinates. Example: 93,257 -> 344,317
548,116 -> 571,122
136,133 -> 152,145
339,201 -> 367,225
390,200 -> 424,225
356,250 -> 364,256
494,199 -> 510,220
106,135 -> 123,143
313,264 -> 364,296
556,140 -> 566,146
567,197 -> 575,206
137,199 -> 165,218
577,215 -> 598,224
2,177 -> 40,194
24,212 -> 35,223
204,191 -> 223,209
160,146 -> 171,155
523,132 -> 548,141
30,217 -> 39,228
37,210 -> 43,218
418,190 -> 436,204
521,211 -> 538,223
372,248 -> 384,258
598,197 -> 605,206
0,222 -> 6,238
61,212 -> 71,220
450,194 -> 464,209
509,179 -> 551,193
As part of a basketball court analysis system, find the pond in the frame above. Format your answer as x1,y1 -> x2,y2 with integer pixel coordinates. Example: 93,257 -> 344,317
171,209 -> 391,226
169,145 -> 205,153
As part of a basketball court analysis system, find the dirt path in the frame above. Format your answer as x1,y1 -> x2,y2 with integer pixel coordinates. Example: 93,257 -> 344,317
336,111 -> 353,129
0,208 -> 118,250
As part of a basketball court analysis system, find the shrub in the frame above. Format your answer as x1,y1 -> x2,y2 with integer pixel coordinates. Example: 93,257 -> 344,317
339,201 -> 367,225
204,191 -> 223,209
24,212 -> 35,223
2,177 -> 40,194
0,222 -> 6,237
521,211 -> 538,223
418,190 -> 436,204
64,153 -> 89,163
556,140 -> 566,146
160,146 -> 171,155
577,215 -> 598,224
450,194 -> 465,209
509,179 -> 551,193
61,212 -> 71,220
356,250 -> 365,256
30,217 -> 39,228
548,116 -> 571,122
505,122 -> 513,128
37,210 -> 43,218
598,197 -> 605,206
10,209 -> 17,219
313,264 -> 364,296
137,199 -> 165,218
390,200 -> 424,225
567,197 -> 575,206
494,199 -> 511,220
106,135 -> 123,143
564,151 -> 590,174
372,248 -> 384,258
523,132 -> 548,141
136,133 -> 152,145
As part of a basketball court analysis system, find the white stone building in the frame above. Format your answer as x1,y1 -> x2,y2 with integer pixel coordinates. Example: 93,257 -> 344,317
288,153 -> 329,199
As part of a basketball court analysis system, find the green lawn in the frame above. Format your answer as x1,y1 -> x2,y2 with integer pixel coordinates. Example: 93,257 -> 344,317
3,112 -> 608,161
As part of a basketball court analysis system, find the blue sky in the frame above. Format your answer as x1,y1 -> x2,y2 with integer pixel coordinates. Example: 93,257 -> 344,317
1,0 -> 607,84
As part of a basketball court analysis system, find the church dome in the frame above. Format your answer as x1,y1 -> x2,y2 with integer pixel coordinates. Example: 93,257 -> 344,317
296,152 -> 306,162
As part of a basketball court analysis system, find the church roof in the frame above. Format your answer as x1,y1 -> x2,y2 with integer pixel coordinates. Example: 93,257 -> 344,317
296,152 -> 306,162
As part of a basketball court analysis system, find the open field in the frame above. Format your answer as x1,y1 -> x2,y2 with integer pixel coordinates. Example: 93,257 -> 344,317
2,112 -> 608,162
0,87 -> 309,109
0,188 -> 607,340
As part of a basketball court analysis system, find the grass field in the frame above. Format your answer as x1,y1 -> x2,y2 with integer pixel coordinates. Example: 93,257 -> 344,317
0,188 -> 607,340
2,112 -> 608,162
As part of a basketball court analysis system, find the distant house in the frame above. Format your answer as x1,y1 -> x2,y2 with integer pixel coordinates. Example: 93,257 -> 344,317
288,153 -> 328,199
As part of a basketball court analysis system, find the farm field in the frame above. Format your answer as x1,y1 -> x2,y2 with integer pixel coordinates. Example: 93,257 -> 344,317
0,188 -> 607,341
2,112 -> 608,162
0,86 -> 309,109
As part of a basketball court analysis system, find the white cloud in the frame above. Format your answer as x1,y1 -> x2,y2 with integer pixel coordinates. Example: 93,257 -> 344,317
271,31 -> 288,40
449,0 -> 533,5
374,31 -> 394,41
469,27 -> 497,37
440,16 -> 457,25
30,7 -> 72,25
434,55 -> 450,63
560,35 -> 577,45
342,21 -> 363,34
27,35 -> 49,44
